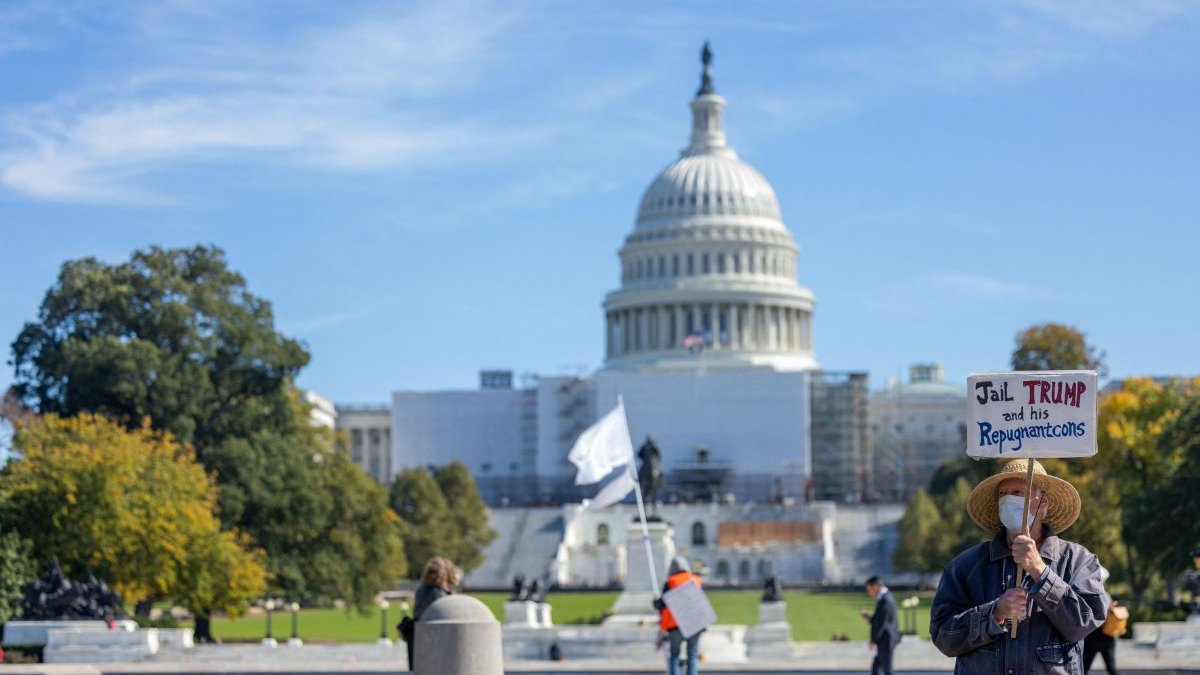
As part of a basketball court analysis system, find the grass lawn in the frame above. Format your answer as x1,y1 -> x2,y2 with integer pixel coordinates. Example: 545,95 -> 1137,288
205,590 -> 933,643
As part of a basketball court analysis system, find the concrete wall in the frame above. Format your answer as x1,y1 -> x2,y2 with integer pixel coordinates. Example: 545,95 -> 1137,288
391,389 -> 529,481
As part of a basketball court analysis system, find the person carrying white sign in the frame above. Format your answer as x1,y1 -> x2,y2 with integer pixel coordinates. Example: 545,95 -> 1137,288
929,458 -> 1109,674
653,556 -> 712,675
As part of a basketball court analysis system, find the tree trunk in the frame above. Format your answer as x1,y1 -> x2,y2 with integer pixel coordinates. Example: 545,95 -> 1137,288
193,613 -> 215,644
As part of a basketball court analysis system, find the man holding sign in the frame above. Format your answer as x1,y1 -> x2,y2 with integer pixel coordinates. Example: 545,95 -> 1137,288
930,371 -> 1108,674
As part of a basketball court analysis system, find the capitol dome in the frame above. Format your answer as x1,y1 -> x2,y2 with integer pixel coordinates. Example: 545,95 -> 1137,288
635,153 -> 784,230
603,44 -> 817,373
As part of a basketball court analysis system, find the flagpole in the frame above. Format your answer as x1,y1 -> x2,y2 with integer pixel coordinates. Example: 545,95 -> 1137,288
620,395 -> 661,596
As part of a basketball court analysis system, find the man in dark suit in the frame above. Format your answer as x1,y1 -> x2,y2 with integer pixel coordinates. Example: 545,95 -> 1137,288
861,575 -> 901,675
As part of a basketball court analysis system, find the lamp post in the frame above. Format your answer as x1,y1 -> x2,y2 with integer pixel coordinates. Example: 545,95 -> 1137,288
261,599 -> 278,648
287,602 -> 303,647
377,598 -> 393,646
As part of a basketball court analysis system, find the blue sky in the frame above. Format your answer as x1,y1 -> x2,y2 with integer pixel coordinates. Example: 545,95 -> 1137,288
1,0 -> 1198,405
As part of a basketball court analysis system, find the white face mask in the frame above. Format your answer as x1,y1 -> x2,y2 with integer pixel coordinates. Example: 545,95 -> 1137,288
998,494 -> 1036,533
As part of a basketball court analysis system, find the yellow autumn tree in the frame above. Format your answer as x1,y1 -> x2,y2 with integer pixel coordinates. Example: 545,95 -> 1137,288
0,414 -> 265,615
1095,376 -> 1200,607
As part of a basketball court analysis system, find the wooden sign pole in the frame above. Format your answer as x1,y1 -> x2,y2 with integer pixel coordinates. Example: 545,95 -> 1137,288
1010,461 -> 1035,639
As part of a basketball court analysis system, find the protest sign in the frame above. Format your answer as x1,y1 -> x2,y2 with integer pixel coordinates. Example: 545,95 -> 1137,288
661,579 -> 716,639
967,370 -> 1098,459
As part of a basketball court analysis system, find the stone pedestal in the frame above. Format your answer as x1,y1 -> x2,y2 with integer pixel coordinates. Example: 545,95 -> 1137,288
746,600 -> 794,660
536,602 -> 553,628
155,628 -> 194,649
43,627 -> 159,663
416,595 -> 503,675
605,520 -> 674,627
2,620 -> 137,646
504,600 -> 540,627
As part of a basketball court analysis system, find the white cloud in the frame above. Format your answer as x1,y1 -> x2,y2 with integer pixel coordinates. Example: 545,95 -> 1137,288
853,271 -> 1050,316
0,1 -> 537,203
928,272 -> 1048,301
1014,0 -> 1198,39
824,0 -> 1197,91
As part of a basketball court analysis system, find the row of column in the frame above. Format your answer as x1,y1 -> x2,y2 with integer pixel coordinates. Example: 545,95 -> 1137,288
623,249 -> 796,283
606,303 -> 812,357
351,427 -> 392,484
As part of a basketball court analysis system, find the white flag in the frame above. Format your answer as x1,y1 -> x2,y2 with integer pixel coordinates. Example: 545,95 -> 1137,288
568,398 -> 634,485
582,466 -> 637,510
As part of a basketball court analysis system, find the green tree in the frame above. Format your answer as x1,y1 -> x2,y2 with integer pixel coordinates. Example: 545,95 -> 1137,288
432,462 -> 497,574
928,457 -> 993,497
0,414 -> 265,615
893,489 -> 944,587
9,246 -> 309,449
390,467 -> 454,577
0,529 -> 34,623
306,453 -> 407,605
1011,323 -> 1106,376
1134,397 -> 1200,584
7,246 -> 403,607
938,477 -> 987,559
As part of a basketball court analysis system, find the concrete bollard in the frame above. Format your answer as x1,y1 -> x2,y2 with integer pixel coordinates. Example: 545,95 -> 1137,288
413,594 -> 503,675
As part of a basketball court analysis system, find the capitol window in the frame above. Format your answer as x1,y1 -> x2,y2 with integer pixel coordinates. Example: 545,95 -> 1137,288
717,254 -> 725,274
658,256 -> 666,276
687,254 -> 694,275
702,254 -> 710,274
672,255 -> 679,276
597,523 -> 610,546
692,521 -> 707,547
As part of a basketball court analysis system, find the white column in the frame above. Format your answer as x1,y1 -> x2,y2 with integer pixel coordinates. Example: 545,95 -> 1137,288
623,310 -> 631,353
691,304 -> 699,338
769,306 -> 779,350
658,306 -> 669,351
674,305 -> 684,350
606,313 -> 613,356
710,304 -> 720,350
729,304 -> 739,349
779,307 -> 789,351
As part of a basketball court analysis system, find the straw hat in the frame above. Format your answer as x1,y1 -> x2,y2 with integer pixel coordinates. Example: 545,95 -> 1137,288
967,459 -> 1081,535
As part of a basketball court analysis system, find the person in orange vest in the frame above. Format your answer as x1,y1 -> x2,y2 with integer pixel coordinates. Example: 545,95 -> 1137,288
654,556 -> 702,675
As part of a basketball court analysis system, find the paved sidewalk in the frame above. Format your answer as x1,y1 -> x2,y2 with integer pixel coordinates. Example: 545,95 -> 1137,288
0,640 -> 1195,674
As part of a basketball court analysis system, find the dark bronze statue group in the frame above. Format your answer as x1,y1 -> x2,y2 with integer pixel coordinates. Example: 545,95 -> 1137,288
509,573 -> 546,603
19,561 -> 124,621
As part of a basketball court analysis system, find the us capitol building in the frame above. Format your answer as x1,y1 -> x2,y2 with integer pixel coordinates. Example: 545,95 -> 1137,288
332,47 -> 966,587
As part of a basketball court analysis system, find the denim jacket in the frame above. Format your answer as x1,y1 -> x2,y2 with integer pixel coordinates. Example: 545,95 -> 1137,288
930,529 -> 1107,675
